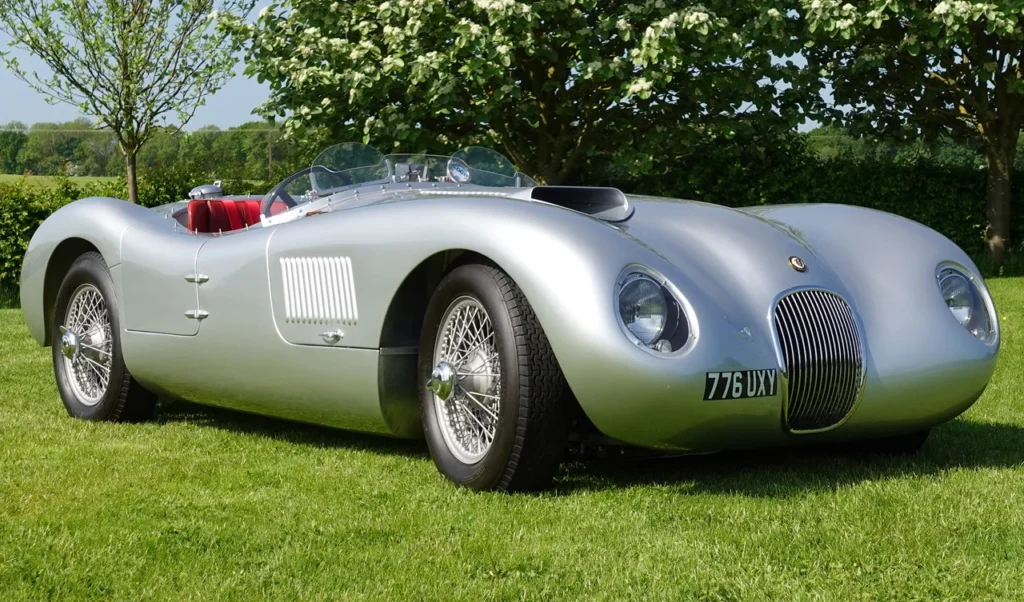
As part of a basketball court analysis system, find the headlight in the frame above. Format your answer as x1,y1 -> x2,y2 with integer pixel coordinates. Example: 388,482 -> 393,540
616,268 -> 691,354
618,274 -> 667,344
937,265 -> 993,342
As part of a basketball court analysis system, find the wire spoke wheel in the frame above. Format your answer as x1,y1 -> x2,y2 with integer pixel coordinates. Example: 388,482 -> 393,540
431,296 -> 501,464
420,264 -> 570,490
60,283 -> 112,406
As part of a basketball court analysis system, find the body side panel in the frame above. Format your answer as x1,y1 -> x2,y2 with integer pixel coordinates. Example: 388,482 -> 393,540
264,196 -> 794,445
120,225 -> 204,335
253,194 -> 998,449
121,225 -> 388,433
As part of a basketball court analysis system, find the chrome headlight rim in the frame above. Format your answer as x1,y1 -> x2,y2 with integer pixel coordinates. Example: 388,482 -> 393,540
935,261 -> 998,346
614,265 -> 697,356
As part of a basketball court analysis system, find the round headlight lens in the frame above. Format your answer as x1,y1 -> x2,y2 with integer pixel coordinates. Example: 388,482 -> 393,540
937,266 -> 991,341
618,274 -> 668,345
938,270 -> 973,325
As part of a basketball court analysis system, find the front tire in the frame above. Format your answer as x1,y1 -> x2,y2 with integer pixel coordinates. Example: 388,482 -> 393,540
419,263 -> 570,491
52,252 -> 156,422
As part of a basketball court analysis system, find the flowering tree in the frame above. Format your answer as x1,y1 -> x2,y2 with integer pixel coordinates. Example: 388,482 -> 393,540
223,1 -> 814,184
802,0 -> 1024,263
0,0 -> 254,203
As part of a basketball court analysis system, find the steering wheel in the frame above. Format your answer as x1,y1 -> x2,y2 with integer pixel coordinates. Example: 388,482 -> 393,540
262,165 -> 353,218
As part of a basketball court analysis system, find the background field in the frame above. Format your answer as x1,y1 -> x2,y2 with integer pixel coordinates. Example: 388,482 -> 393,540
0,174 -> 116,187
1,281 -> 1022,601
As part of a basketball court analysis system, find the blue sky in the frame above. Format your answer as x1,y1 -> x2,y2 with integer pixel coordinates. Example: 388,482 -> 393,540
0,34 -> 271,129
1,31 -> 819,131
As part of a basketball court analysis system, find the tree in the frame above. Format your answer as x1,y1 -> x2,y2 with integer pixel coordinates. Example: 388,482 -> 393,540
0,0 -> 254,203
17,119 -> 93,175
800,0 -> 1024,263
222,1 -> 817,185
0,121 -> 27,174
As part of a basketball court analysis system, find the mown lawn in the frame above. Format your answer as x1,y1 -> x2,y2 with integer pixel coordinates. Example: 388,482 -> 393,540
0,174 -> 117,188
1,281 -> 1023,601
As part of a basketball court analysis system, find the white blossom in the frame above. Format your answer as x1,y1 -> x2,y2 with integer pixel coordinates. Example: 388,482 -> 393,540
627,77 -> 653,95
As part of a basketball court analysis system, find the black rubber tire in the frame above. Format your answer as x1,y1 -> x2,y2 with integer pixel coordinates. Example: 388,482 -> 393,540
418,263 -> 570,492
863,429 -> 931,455
51,252 -> 156,422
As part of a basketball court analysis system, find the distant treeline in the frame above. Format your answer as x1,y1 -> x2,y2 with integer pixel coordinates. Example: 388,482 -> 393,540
0,118 -> 310,181
3,119 -> 1012,182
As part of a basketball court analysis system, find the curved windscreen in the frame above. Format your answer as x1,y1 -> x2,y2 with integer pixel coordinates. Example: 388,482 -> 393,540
311,143 -> 388,195
450,146 -> 515,186
306,143 -> 536,198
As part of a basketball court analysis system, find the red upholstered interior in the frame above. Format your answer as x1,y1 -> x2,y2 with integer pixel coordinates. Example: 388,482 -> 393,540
187,199 -> 263,233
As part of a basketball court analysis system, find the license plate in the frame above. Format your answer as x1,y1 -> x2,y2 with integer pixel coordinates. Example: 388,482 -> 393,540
704,370 -> 778,400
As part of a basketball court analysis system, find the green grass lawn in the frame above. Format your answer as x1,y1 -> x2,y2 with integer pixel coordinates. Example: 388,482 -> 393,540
0,174 -> 117,188
2,282 -> 1023,601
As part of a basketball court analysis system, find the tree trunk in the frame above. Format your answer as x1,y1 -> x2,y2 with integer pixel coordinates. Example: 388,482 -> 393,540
125,150 -> 138,204
984,133 -> 1017,265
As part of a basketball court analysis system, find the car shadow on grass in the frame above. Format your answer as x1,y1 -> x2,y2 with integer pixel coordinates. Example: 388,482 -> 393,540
155,400 -> 1023,497
156,399 -> 428,459
553,418 -> 1024,497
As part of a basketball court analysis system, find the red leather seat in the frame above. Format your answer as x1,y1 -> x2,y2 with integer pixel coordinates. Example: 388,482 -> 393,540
187,199 -> 263,233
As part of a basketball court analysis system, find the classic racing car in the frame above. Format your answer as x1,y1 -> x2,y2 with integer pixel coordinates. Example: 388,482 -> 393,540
20,144 -> 1000,491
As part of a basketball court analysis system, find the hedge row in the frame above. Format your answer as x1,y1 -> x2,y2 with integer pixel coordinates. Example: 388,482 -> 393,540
601,160 -> 992,260
0,179 -> 110,286
1,155 -> 1021,292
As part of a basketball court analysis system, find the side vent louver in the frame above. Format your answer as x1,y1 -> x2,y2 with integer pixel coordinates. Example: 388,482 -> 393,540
280,257 -> 359,325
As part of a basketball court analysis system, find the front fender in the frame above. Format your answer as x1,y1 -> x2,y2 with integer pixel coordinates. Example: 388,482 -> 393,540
19,197 -> 156,345
569,200 -> 1001,449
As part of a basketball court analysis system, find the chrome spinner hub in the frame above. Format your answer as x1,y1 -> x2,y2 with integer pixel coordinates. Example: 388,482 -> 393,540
59,326 -> 79,360
427,361 -> 455,401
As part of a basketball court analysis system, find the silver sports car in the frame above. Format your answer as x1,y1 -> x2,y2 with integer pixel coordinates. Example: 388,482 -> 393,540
20,143 -> 1000,491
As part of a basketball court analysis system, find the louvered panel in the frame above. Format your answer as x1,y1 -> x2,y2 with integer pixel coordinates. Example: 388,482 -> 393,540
773,289 -> 863,432
280,257 -> 359,324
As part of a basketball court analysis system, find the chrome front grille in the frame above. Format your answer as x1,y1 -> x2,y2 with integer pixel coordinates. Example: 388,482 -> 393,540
773,290 -> 863,432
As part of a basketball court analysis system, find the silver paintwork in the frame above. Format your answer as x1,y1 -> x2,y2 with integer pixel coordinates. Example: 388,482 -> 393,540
20,180 -> 1000,452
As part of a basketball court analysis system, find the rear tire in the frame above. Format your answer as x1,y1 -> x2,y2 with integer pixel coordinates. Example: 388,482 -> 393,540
51,252 -> 156,422
419,263 -> 570,491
